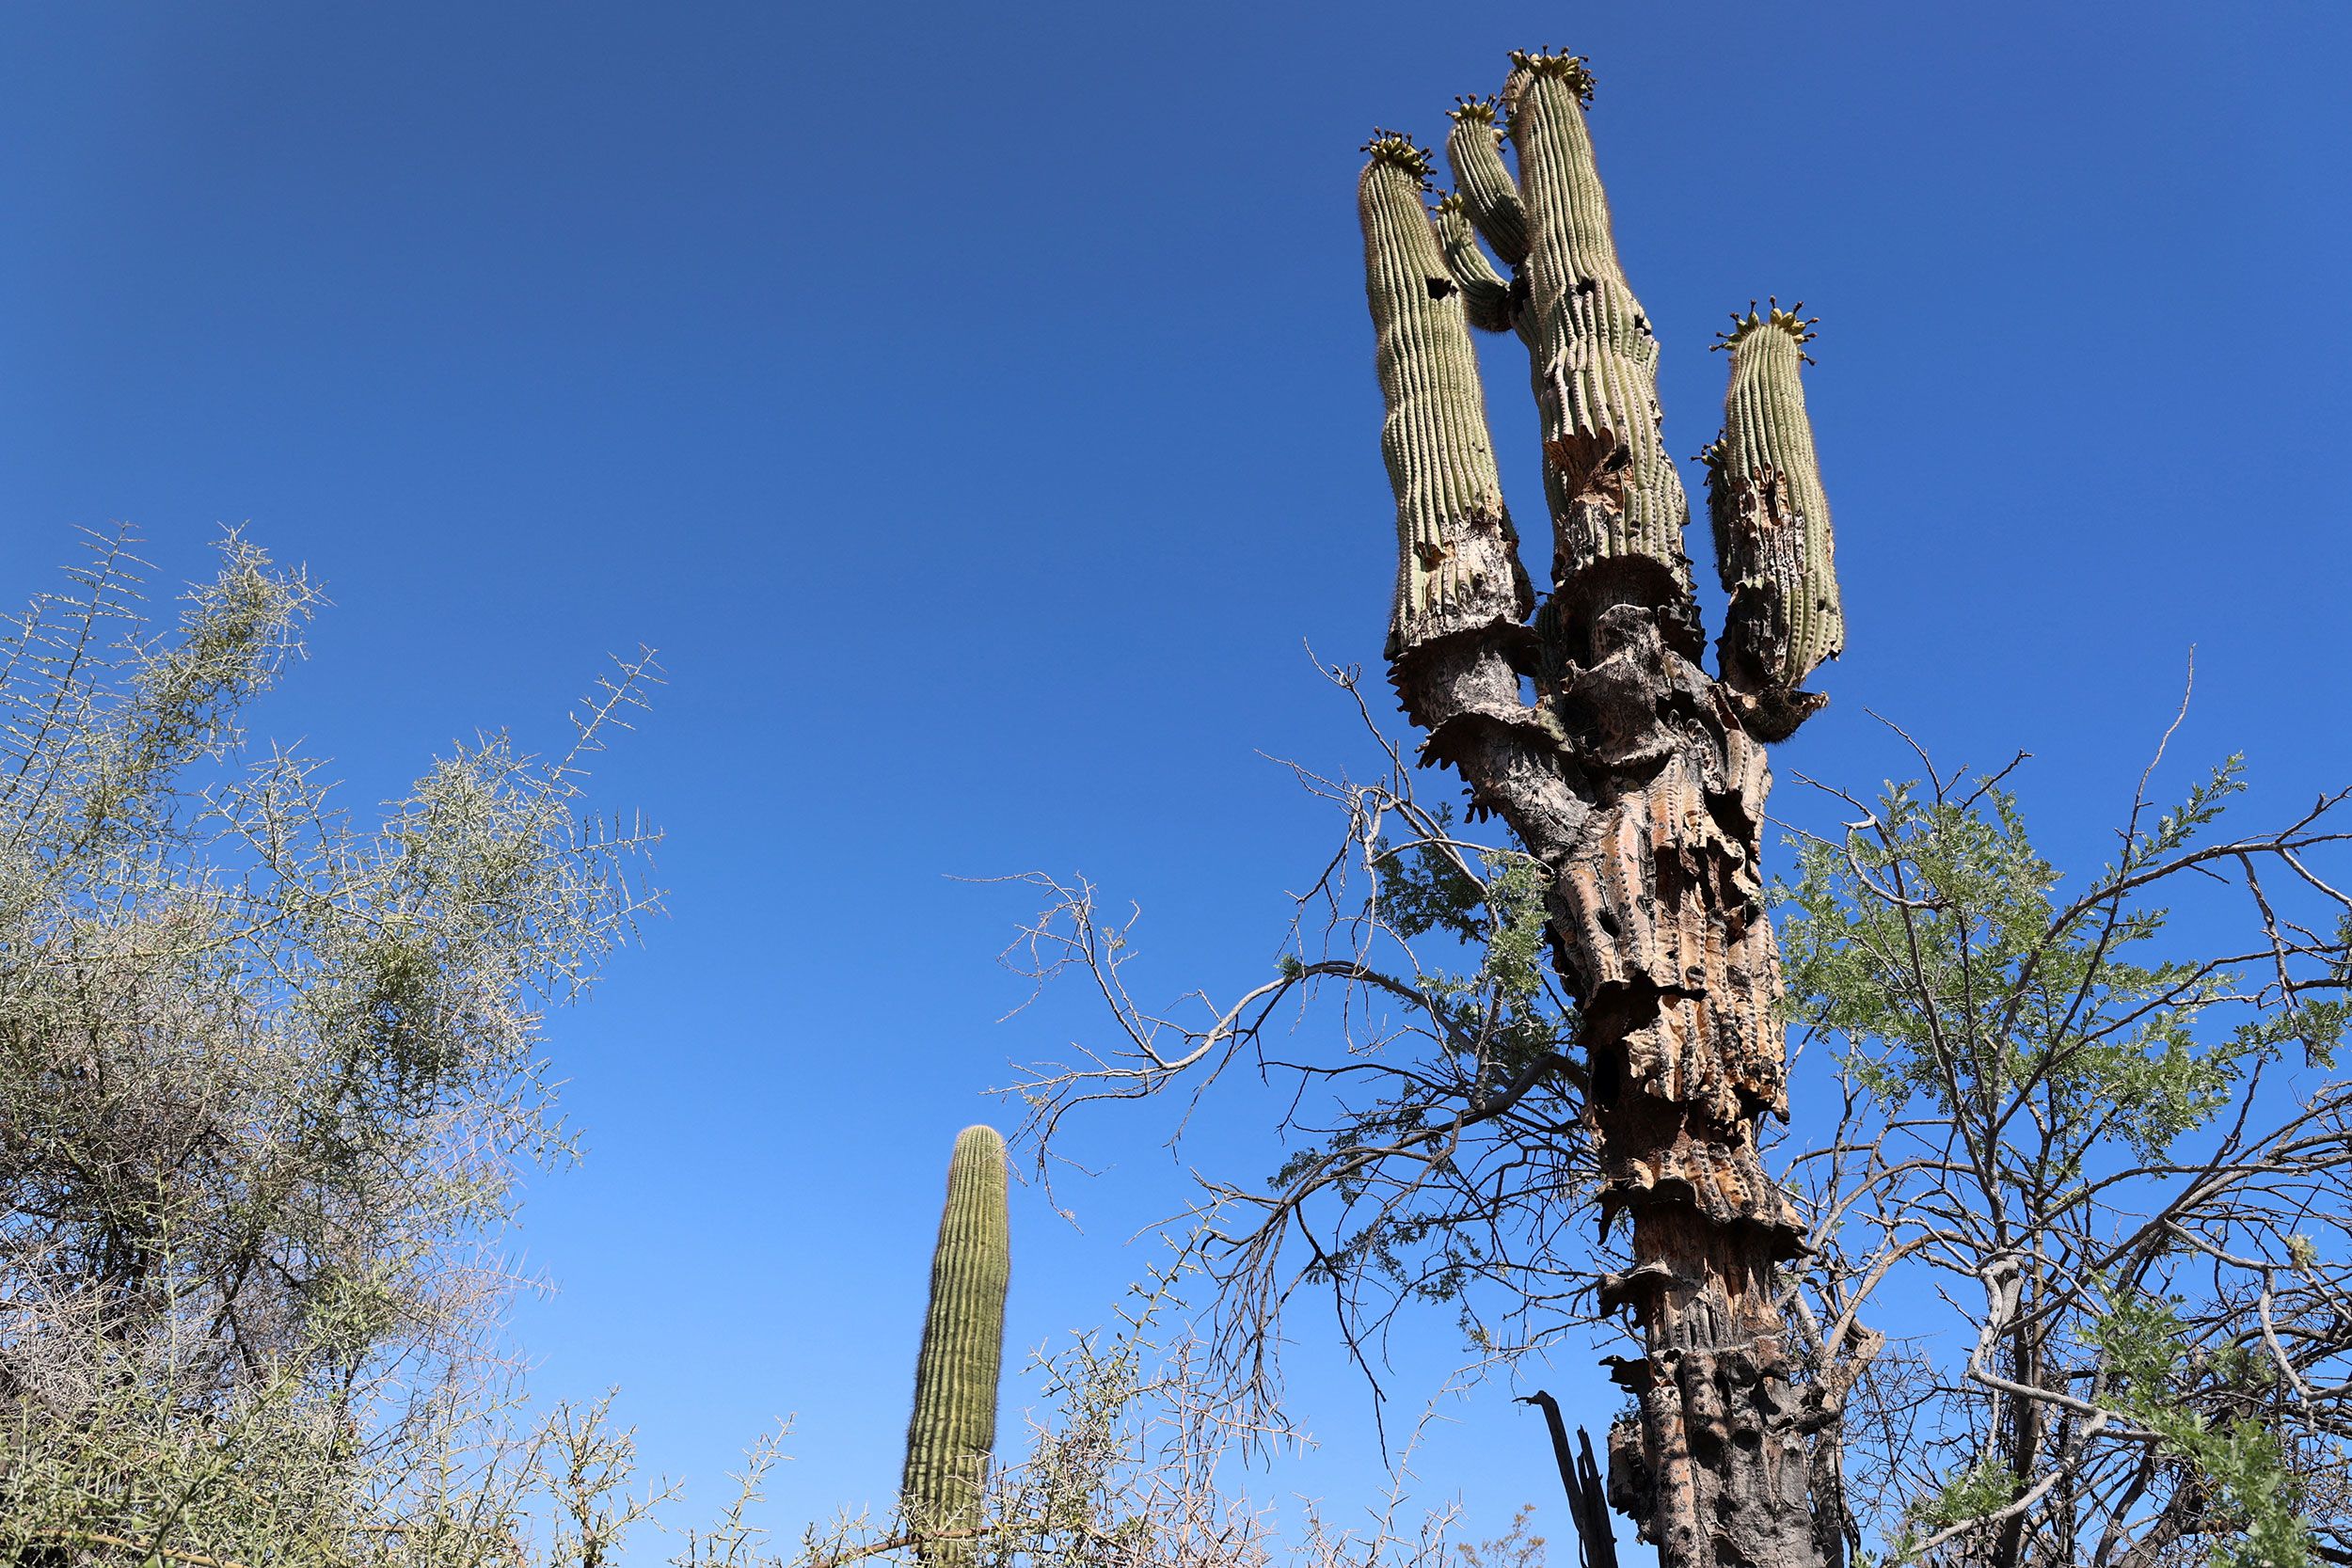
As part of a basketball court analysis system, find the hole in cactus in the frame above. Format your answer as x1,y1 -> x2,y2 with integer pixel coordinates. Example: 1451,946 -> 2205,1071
1424,275 -> 1457,300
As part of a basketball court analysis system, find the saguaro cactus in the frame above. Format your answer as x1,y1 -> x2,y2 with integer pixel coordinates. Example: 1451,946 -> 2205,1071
899,1125 -> 1010,1562
1359,53 -> 1844,1568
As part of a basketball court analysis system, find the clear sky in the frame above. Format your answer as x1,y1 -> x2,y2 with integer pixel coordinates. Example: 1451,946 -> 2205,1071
4,0 -> 2348,1552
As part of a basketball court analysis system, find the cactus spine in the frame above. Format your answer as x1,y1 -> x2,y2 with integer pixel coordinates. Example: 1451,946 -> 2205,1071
1706,302 -> 1843,737
899,1125 -> 1010,1563
1357,46 -> 1845,1568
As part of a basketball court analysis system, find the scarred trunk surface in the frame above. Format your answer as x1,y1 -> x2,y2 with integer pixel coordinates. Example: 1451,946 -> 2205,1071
1397,584 -> 1820,1568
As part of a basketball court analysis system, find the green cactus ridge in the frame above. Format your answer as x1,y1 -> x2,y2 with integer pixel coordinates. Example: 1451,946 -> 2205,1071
900,1125 -> 1011,1562
1706,299 -> 1843,730
1359,150 -> 1535,665
1505,52 -> 1697,637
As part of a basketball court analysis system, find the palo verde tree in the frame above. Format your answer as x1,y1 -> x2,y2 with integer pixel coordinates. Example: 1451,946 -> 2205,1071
0,531 -> 662,1563
1003,46 -> 2352,1568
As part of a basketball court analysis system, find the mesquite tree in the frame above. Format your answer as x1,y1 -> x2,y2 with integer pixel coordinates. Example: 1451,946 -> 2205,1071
1359,51 -> 1841,1568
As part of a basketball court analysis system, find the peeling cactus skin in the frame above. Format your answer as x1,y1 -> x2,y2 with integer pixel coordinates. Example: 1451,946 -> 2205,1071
1356,50 -> 1846,1568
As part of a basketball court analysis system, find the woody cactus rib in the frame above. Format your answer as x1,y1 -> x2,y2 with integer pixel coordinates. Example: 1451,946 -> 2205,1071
1706,302 -> 1843,739
1357,48 -> 1848,1568
900,1125 -> 1010,1564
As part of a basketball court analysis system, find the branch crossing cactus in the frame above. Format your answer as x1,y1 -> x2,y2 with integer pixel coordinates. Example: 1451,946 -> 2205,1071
899,1125 -> 1010,1563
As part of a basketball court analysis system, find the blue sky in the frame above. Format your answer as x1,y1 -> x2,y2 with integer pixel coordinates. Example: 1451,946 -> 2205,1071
5,0 -> 2348,1550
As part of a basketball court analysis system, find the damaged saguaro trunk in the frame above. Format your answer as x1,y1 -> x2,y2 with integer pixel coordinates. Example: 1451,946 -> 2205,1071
1359,52 -> 1846,1568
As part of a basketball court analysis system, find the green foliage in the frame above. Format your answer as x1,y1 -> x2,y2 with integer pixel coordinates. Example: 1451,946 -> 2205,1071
1377,816 -> 1565,1079
2091,1288 -> 2308,1568
1902,1455 -> 2019,1543
1777,750 -> 2349,1563
0,531 -> 662,1563
1780,769 -> 2252,1166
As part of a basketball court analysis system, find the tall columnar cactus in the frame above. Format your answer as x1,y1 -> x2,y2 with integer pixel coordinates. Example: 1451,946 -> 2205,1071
1359,52 -> 1845,1568
899,1125 -> 1010,1562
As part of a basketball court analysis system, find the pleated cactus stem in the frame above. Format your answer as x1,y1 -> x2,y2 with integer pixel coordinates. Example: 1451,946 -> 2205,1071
1359,132 -> 1534,682
1504,50 -> 1697,650
1705,301 -> 1843,739
900,1125 -> 1010,1563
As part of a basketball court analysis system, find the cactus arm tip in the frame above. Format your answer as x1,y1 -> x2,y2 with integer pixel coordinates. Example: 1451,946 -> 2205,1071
1361,129 -> 1437,189
1505,48 -> 1597,106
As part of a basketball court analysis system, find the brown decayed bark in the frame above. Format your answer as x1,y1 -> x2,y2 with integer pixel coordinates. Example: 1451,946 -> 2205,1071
1392,568 -> 1823,1568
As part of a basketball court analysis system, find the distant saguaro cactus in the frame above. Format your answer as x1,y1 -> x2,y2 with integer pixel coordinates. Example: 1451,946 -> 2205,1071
1360,50 -> 1845,1568
899,1125 -> 1010,1564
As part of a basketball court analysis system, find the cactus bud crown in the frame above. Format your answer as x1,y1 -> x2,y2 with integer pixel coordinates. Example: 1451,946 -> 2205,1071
1716,297 -> 1820,362
1361,130 -> 1436,189
1506,48 -> 1596,105
1448,95 -> 1505,146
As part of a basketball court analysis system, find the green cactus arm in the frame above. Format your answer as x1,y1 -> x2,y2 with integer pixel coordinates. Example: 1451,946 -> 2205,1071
900,1125 -> 1010,1562
1705,302 -> 1843,737
1359,134 -> 1534,666
1432,193 -> 1515,333
1443,98 -> 1527,267
1504,52 -> 1697,645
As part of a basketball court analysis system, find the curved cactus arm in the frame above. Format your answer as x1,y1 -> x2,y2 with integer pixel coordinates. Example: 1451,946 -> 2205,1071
1432,193 -> 1516,334
1504,52 -> 1698,649
1359,133 -> 1534,671
900,1125 -> 1010,1564
1444,98 -> 1527,267
1704,301 -> 1843,739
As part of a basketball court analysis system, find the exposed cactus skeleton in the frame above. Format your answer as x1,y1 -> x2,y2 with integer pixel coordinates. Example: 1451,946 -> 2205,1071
899,1125 -> 1010,1564
1359,51 -> 1845,1568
